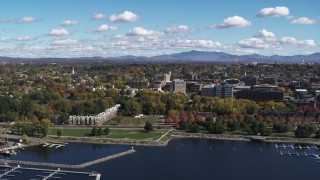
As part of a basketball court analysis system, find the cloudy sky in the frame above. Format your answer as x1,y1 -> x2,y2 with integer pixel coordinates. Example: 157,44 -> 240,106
0,0 -> 319,58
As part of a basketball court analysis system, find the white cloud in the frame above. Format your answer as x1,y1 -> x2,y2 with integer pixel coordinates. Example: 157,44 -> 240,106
290,17 -> 316,25
18,16 -> 37,23
17,36 -> 33,41
109,11 -> 139,23
254,29 -> 276,37
257,6 -> 289,17
48,28 -> 70,36
126,27 -> 160,36
96,24 -> 118,32
110,34 -> 128,40
279,37 -> 316,46
0,37 -> 12,42
165,25 -> 189,34
238,33 -> 317,50
92,12 -> 105,20
52,38 -> 79,46
209,16 -> 251,29
238,38 -> 270,49
88,24 -> 119,33
176,39 -> 223,49
60,20 -> 78,26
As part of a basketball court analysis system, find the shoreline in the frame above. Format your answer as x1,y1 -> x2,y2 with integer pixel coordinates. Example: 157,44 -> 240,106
45,131 -> 320,147
170,132 -> 320,146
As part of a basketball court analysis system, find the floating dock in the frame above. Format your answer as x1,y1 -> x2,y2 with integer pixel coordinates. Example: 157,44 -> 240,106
275,144 -> 319,150
42,143 -> 66,148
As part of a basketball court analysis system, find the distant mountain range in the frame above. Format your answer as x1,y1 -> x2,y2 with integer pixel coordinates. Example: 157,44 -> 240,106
1,50 -> 320,63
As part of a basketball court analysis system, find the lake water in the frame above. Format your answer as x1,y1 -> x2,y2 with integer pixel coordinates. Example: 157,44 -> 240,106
1,138 -> 320,180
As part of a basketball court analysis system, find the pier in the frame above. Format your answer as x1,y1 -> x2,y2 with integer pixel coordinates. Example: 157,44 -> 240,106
0,144 -> 26,152
1,149 -> 136,169
42,143 -> 66,148
275,144 -> 319,150
280,151 -> 319,157
0,166 -> 20,178
0,165 -> 101,180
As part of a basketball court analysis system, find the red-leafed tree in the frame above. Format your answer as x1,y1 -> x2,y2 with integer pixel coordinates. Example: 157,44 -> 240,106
188,112 -> 195,123
196,114 -> 203,123
174,115 -> 180,128
180,111 -> 188,122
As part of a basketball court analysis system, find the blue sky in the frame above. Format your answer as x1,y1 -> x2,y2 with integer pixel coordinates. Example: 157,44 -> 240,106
0,0 -> 319,57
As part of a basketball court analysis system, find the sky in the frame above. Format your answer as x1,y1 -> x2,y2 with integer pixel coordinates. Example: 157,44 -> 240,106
0,0 -> 319,58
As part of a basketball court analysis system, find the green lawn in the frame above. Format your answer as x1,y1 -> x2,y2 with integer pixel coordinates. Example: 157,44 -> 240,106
224,130 -> 248,135
50,128 -> 166,140
50,128 -> 92,137
270,132 -> 295,137
103,116 -> 163,126
107,129 -> 164,140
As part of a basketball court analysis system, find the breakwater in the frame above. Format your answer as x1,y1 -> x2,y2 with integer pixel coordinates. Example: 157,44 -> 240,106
1,149 -> 136,169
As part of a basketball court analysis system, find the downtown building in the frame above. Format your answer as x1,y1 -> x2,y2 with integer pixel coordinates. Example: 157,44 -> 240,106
170,79 -> 186,94
201,83 -> 233,98
236,90 -> 284,102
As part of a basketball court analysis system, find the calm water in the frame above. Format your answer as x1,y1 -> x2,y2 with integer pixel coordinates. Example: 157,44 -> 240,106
1,139 -> 320,180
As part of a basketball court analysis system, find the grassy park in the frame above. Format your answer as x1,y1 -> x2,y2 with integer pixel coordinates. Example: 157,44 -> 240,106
103,116 -> 164,126
50,128 -> 167,140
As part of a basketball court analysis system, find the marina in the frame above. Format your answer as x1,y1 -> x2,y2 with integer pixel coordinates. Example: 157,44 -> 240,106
1,139 -> 320,180
0,165 -> 101,180
280,151 -> 318,157
275,144 -> 319,150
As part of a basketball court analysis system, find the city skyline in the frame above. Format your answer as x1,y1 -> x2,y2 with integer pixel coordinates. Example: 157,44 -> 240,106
0,0 -> 319,58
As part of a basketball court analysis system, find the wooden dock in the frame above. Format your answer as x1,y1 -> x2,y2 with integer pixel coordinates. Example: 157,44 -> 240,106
1,149 -> 136,169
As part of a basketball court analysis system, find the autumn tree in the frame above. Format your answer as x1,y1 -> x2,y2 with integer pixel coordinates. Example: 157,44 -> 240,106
40,119 -> 51,137
188,112 -> 195,123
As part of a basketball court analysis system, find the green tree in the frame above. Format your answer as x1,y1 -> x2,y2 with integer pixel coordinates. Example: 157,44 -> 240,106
57,129 -> 63,138
307,124 -> 317,134
92,126 -> 98,136
22,133 -> 29,142
19,97 -> 33,117
250,121 -> 260,135
98,127 -> 103,136
259,122 -> 267,135
121,98 -> 142,116
53,99 -> 72,114
104,127 -> 110,135
58,113 -> 69,125
295,124 -> 316,138
40,119 -> 51,137
179,120 -> 188,130
209,121 -> 225,134
72,102 -> 86,116
273,123 -> 291,133
315,130 -> 320,139
188,123 -> 200,133
227,121 -> 240,131
144,121 -> 154,132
